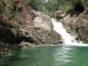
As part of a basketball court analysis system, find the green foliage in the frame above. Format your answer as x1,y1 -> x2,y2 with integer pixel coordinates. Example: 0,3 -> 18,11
26,0 -> 43,10
26,0 -> 87,17
0,0 -> 21,36
0,0 -> 87,21
0,0 -> 20,26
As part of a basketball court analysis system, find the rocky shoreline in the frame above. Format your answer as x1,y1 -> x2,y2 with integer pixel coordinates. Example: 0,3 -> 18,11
0,41 -> 62,55
18,42 -> 62,49
0,0 -> 61,54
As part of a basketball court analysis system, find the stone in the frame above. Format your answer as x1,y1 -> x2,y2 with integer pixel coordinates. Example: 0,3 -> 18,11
0,0 -> 61,52
62,14 -> 77,32
55,10 -> 67,18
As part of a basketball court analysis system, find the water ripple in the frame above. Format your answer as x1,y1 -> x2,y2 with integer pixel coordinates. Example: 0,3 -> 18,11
53,46 -> 75,66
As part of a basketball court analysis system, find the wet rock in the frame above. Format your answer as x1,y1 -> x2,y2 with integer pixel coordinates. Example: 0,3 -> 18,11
62,14 -> 77,33
63,13 -> 88,43
72,14 -> 88,43
18,42 -> 36,49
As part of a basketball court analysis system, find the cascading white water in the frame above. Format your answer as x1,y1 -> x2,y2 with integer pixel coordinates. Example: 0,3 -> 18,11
51,18 -> 88,46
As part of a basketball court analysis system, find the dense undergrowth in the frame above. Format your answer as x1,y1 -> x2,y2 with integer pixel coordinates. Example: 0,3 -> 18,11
0,0 -> 88,19
26,0 -> 88,17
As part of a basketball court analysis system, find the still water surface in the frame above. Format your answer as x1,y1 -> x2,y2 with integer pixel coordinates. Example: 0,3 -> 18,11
0,45 -> 88,66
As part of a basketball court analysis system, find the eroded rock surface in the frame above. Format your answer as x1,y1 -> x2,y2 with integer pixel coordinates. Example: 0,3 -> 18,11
62,13 -> 88,43
0,0 -> 61,52
18,7 -> 61,44
71,14 -> 88,43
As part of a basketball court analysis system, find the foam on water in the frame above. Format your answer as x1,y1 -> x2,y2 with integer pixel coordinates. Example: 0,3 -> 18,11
51,18 -> 88,46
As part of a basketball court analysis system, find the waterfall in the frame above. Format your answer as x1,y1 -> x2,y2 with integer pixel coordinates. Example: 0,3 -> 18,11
51,18 -> 88,46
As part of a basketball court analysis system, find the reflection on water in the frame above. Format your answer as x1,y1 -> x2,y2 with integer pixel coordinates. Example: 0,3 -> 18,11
0,45 -> 88,66
53,46 -> 75,66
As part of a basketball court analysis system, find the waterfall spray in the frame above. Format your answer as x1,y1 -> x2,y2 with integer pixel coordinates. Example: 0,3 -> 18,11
51,18 -> 88,46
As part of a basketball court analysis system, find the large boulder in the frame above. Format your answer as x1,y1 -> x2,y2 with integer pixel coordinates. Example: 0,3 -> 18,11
18,9 -> 61,44
62,14 -> 77,33
0,0 -> 61,46
55,10 -> 67,19
62,12 -> 88,43
62,13 -> 79,41
71,14 -> 88,43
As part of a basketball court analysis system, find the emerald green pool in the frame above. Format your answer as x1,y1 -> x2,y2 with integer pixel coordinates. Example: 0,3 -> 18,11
0,45 -> 88,66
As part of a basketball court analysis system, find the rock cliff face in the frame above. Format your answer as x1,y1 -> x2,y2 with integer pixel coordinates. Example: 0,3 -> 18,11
62,13 -> 88,43
71,14 -> 88,43
62,14 -> 76,33
18,9 -> 61,44
17,0 -> 61,44
0,0 -> 61,51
